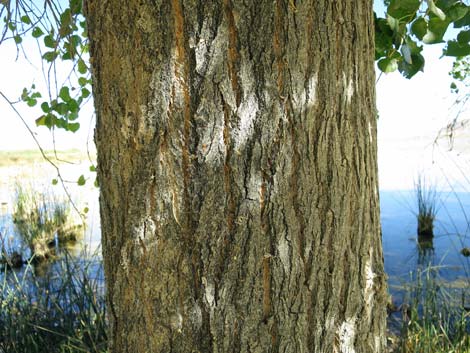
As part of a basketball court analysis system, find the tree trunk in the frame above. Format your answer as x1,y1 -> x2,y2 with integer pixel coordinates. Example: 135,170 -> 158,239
85,0 -> 387,352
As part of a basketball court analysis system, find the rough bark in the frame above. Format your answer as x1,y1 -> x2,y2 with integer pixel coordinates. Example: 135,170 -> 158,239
85,0 -> 387,352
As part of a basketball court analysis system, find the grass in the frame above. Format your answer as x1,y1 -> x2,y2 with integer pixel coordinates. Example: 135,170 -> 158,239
390,267 -> 470,353
12,184 -> 82,262
415,176 -> 439,238
0,252 -> 107,353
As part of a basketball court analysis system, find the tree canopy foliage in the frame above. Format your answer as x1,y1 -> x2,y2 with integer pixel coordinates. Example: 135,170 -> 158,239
376,0 -> 470,79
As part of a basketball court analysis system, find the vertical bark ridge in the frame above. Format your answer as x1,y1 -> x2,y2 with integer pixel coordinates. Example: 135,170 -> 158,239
86,0 -> 387,352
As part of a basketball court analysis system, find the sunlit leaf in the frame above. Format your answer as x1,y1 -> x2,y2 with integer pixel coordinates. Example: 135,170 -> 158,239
67,122 -> 80,132
77,175 -> 86,186
59,86 -> 71,102
81,87 -> 90,98
423,17 -> 449,44
26,98 -> 37,107
43,51 -> 58,62
78,77 -> 88,86
32,27 -> 44,38
41,102 -> 50,113
44,35 -> 56,48
77,59 -> 87,74
378,57 -> 399,73
67,99 -> 79,113
388,0 -> 420,21
70,0 -> 82,15
20,15 -> 31,24
445,2 -> 468,21
428,0 -> 447,20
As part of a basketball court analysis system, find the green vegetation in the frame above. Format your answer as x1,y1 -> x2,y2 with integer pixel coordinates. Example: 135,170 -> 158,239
0,253 -> 107,353
415,176 -> 438,238
391,268 -> 470,353
12,185 -> 82,262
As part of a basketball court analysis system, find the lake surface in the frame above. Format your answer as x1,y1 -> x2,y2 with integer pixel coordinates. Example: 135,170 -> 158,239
381,190 -> 470,306
1,161 -> 470,314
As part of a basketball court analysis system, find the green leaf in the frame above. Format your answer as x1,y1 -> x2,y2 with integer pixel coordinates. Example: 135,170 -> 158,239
70,0 -> 82,15
20,15 -> 31,24
404,36 -> 423,54
59,9 -> 72,36
445,2 -> 468,21
444,40 -> 470,56
54,102 -> 69,115
44,34 -> 56,48
59,86 -> 71,102
68,111 -> 79,121
435,0 -> 459,11
423,17 -> 449,44
428,0 -> 447,20
398,53 -> 425,78
378,57 -> 399,73
67,99 -> 79,113
94,177 -> 99,188
77,59 -> 87,74
32,27 -> 44,38
387,0 -> 420,21
35,114 -> 55,129
62,52 -> 73,61
67,122 -> 80,132
411,17 -> 427,40
21,88 -> 28,101
13,35 -> 22,44
77,175 -> 86,186
55,118 -> 67,129
81,87 -> 91,98
35,115 -> 47,127
78,77 -> 88,86
375,17 -> 394,58
454,11 -> 470,27
41,102 -> 50,113
89,165 -> 96,172
457,29 -> 470,44
71,35 -> 82,47
26,98 -> 37,107
83,207 -> 89,214
52,178 -> 58,185
43,51 -> 58,62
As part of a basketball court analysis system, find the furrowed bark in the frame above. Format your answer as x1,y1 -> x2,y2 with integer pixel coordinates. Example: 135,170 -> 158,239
85,1 -> 387,352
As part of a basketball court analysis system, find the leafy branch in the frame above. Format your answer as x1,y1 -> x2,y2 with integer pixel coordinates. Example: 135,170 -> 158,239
376,0 -> 470,78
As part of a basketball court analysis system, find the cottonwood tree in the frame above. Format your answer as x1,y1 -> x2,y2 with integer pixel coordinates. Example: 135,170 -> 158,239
83,1 -> 386,352
3,0 -> 470,352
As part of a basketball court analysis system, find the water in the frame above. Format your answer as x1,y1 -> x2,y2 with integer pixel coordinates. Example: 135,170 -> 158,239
381,190 -> 470,305
1,165 -> 470,312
